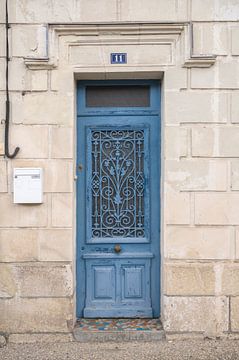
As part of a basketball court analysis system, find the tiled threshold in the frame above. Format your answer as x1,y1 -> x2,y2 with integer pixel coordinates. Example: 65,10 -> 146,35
73,318 -> 165,342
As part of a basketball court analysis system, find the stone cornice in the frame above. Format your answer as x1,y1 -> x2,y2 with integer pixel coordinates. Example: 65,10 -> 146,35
24,57 -> 57,70
183,56 -> 216,68
48,22 -> 186,35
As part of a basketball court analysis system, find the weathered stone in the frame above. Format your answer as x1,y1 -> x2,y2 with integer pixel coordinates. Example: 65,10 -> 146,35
8,333 -> 73,344
165,91 -> 228,124
120,0 -> 188,21
231,297 -> 239,331
0,26 -> 5,57
195,193 -> 239,225
231,26 -> 239,55
193,23 -> 228,56
165,263 -> 215,295
165,186 -> 190,225
31,70 -> 48,91
50,70 -> 59,91
191,60 -> 239,89
70,43 -> 172,67
165,226 -> 233,260
231,92 -> 239,123
0,0 -> 5,23
37,229 -> 73,261
0,143 -> 4,156
0,264 -> 16,298
235,228 -> 239,259
164,296 -> 229,334
231,160 -> 239,190
11,125 -> 49,158
164,127 -> 188,159
52,193 -> 73,227
164,67 -> 187,90
0,297 -> 72,333
166,159 -> 228,191
192,0 -> 214,20
192,0 -> 239,21
221,264 -> 239,295
45,160 -> 73,193
0,229 -> 38,262
19,92 -> 73,125
50,127 -> 73,159
11,0 -> 78,22
8,58 -> 28,91
0,59 -> 5,91
49,69 -> 74,93
11,25 -> 47,57
192,127 -> 239,157
0,194 -> 48,227
0,95 -> 5,124
0,160 -> 7,192
15,264 -> 73,297
77,0 -> 117,22
73,328 -> 165,342
10,93 -> 24,125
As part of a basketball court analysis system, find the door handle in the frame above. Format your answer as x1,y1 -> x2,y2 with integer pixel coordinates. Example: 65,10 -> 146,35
114,244 -> 121,253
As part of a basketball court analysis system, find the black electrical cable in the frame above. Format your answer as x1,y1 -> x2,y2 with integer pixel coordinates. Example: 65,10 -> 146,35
4,0 -> 20,158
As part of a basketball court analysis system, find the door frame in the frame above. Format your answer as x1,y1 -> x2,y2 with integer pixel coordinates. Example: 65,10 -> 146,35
76,80 -> 161,318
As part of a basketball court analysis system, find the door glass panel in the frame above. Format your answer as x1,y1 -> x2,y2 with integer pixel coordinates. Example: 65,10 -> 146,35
90,129 -> 146,238
86,86 -> 150,107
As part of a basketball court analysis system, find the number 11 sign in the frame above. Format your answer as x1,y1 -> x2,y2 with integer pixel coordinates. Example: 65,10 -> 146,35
111,53 -> 127,64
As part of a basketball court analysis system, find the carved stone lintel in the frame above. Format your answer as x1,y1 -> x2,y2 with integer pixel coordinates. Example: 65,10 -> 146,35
23,22 -> 217,70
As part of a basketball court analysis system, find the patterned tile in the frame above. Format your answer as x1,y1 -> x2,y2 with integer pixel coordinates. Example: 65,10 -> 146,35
76,319 -> 162,331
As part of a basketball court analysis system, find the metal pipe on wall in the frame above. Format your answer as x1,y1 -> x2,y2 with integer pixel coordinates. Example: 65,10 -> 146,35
4,0 -> 20,159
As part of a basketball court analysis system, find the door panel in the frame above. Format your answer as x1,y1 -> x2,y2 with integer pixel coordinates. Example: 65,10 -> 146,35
123,266 -> 143,298
93,266 -> 116,299
84,258 -> 152,318
77,81 -> 160,318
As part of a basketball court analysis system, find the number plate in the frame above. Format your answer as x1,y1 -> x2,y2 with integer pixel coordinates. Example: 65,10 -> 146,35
111,53 -> 127,64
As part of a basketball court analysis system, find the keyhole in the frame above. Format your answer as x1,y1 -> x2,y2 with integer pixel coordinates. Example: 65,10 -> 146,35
78,164 -> 83,171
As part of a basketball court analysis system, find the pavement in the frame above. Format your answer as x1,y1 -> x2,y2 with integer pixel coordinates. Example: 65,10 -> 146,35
1,339 -> 239,360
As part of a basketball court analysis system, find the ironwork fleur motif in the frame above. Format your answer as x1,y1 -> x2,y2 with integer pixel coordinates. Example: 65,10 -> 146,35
91,130 -> 145,238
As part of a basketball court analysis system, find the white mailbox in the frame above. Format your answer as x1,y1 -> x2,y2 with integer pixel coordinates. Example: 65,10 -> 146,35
13,168 -> 43,204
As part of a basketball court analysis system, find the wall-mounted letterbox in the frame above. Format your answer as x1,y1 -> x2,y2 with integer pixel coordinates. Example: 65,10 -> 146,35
13,168 -> 43,204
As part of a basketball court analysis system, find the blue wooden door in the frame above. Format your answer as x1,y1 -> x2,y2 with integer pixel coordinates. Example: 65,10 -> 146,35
77,81 -> 161,318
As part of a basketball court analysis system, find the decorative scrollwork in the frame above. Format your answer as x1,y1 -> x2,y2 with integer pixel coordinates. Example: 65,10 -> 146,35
91,129 -> 145,238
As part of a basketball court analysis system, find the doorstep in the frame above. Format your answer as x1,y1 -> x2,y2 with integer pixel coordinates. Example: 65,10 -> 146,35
73,318 -> 165,342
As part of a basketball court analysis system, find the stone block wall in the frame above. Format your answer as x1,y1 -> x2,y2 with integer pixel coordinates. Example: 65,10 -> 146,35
163,1 -> 239,336
0,0 -> 239,337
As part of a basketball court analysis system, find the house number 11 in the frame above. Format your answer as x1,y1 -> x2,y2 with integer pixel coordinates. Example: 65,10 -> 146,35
111,53 -> 127,64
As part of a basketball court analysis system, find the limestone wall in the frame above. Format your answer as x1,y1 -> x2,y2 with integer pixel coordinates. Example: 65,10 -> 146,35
0,0 -> 239,337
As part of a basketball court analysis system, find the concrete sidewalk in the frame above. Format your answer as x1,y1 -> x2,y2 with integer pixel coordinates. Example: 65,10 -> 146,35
1,339 -> 239,360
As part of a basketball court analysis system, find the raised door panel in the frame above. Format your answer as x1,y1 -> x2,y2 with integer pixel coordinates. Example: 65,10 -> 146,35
122,266 -> 143,299
84,258 -> 152,317
93,266 -> 115,300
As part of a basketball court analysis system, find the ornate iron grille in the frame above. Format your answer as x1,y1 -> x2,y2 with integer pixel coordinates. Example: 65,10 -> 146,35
90,129 -> 146,238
